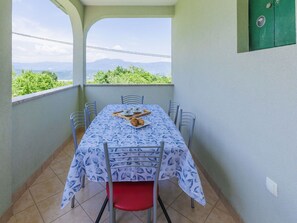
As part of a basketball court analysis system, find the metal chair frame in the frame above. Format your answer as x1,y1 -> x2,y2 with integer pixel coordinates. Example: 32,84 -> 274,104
178,109 -> 196,208
168,100 -> 180,125
70,111 -> 87,208
121,95 -> 144,104
95,142 -> 171,223
85,101 -> 97,128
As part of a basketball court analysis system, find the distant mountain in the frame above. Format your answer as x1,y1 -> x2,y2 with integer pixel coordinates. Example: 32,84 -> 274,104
13,59 -> 171,80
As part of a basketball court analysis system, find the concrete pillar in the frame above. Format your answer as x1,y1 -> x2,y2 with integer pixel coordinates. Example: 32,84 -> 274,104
52,0 -> 86,108
0,0 -> 13,218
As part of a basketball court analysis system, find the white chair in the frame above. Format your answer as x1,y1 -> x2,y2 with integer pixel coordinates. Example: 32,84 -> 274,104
85,101 -> 97,128
70,111 -> 87,207
95,142 -> 171,223
168,100 -> 180,125
178,109 -> 196,208
121,95 -> 144,104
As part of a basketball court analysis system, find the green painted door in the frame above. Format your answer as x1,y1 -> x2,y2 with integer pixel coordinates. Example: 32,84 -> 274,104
249,0 -> 296,51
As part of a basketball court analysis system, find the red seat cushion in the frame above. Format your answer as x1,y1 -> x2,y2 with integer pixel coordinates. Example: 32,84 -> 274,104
106,182 -> 155,211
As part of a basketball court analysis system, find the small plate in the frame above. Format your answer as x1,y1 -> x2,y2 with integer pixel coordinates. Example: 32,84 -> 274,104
133,111 -> 142,114
121,111 -> 133,117
132,108 -> 142,114
126,120 -> 151,128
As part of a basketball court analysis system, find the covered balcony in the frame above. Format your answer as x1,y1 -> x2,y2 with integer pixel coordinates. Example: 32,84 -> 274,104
0,0 -> 296,223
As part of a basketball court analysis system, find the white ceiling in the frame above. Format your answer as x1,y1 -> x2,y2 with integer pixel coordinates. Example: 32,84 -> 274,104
80,0 -> 178,6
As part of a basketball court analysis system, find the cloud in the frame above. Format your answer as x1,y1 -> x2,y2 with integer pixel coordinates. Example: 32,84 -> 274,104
12,16 -> 73,63
12,16 -> 170,64
112,45 -> 124,50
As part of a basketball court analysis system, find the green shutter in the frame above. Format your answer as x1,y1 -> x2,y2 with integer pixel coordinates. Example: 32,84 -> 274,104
275,0 -> 296,46
249,0 -> 296,51
249,0 -> 275,50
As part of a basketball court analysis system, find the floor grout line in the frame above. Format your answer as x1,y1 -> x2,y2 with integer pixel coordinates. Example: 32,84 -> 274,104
166,191 -> 197,223
28,189 -> 46,223
203,199 -> 219,223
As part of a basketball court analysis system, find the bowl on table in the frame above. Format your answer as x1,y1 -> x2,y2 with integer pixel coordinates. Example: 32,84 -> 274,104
122,109 -> 133,116
132,107 -> 142,114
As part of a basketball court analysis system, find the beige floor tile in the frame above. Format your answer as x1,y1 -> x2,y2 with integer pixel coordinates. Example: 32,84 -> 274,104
77,131 -> 84,140
168,177 -> 179,185
7,216 -> 16,223
159,180 -> 183,206
14,205 -> 43,223
57,172 -> 68,185
75,181 -> 105,204
13,190 -> 35,215
32,167 -> 56,186
51,206 -> 93,223
133,203 -> 167,222
157,207 -> 192,223
114,210 -> 143,223
205,208 -> 235,223
216,200 -> 229,214
81,191 -> 109,222
61,142 -> 75,157
201,180 -> 219,205
52,152 -> 72,165
171,192 -> 213,223
30,177 -> 64,203
36,192 -> 77,223
50,159 -> 72,175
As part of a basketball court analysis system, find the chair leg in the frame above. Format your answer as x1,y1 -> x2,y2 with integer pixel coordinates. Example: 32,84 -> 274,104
191,198 -> 195,208
95,196 -> 108,223
109,207 -> 115,223
113,208 -> 116,223
147,208 -> 152,223
82,175 -> 86,188
71,196 -> 75,208
158,196 -> 171,223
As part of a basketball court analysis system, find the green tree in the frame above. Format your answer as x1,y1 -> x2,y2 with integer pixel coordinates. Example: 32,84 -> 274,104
12,70 -> 71,97
92,66 -> 171,84
41,70 -> 58,81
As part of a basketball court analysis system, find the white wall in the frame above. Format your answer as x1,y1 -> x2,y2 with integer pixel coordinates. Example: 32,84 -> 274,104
11,87 -> 79,192
85,85 -> 174,111
0,0 -> 12,216
172,1 -> 297,223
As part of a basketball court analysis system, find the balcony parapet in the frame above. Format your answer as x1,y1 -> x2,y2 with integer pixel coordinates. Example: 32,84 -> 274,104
85,84 -> 174,87
12,85 -> 79,106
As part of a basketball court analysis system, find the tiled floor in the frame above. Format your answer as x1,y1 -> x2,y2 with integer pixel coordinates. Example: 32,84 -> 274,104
7,134 -> 236,223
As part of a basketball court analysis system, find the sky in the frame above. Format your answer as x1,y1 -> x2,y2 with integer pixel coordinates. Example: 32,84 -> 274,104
12,0 -> 171,63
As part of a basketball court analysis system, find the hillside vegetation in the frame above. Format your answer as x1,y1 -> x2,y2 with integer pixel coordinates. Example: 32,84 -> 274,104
12,66 -> 171,97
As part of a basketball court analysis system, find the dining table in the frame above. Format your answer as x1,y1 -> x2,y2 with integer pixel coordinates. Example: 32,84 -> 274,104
61,104 -> 206,208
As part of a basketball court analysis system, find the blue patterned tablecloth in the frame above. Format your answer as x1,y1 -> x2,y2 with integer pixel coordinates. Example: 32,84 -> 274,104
61,104 -> 206,208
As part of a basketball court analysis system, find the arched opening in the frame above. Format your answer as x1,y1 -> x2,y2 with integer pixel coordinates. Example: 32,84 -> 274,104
86,18 -> 171,84
12,0 -> 73,97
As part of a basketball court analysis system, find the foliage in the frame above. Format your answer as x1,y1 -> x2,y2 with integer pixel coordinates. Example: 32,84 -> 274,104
92,66 -> 172,84
12,70 -> 71,97
12,66 -> 171,97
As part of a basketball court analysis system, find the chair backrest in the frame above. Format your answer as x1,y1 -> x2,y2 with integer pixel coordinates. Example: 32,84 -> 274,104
121,95 -> 144,104
168,100 -> 180,125
178,109 -> 196,149
70,111 -> 86,150
85,101 -> 97,127
104,142 -> 164,222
